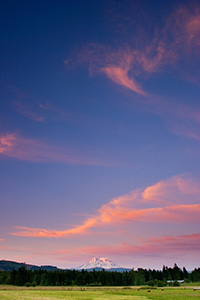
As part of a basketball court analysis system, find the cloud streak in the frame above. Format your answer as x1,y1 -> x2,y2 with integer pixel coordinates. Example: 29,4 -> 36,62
65,3 -> 200,143
67,3 -> 200,92
0,133 -> 107,166
11,174 -> 200,238
76,232 -> 200,257
14,102 -> 46,123
102,65 -> 146,95
166,4 -> 200,50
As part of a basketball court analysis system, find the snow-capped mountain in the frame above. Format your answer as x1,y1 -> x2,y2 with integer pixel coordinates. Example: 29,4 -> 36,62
76,257 -> 126,270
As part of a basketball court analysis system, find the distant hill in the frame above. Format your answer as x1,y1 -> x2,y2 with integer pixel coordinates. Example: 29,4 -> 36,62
0,258 -> 131,273
0,260 -> 61,271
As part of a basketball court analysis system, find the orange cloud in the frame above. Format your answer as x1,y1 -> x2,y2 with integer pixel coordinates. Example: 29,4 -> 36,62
99,203 -> 200,224
0,133 -> 107,166
142,175 -> 200,204
11,174 -> 200,238
11,203 -> 200,238
11,217 -> 99,238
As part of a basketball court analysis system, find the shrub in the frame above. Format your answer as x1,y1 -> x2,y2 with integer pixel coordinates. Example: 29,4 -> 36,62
32,281 -> 37,287
173,280 -> 180,286
157,280 -> 164,287
147,280 -> 155,286
25,282 -> 31,287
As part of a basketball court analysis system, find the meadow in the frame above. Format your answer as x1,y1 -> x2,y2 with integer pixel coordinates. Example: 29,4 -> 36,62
0,286 -> 200,300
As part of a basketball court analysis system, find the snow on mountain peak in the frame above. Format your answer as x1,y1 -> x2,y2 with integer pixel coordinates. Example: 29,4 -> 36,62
76,257 -> 121,270
99,257 -> 110,262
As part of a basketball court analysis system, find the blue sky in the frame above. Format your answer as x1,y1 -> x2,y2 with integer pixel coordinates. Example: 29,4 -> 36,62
0,0 -> 200,270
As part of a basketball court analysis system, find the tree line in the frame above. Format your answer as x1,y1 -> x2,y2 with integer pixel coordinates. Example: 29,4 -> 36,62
0,264 -> 199,286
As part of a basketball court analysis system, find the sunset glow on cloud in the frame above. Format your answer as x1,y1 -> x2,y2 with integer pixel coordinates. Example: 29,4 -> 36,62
11,174 -> 200,239
67,3 -> 200,97
75,233 -> 200,257
0,133 -> 107,166
101,66 -> 146,95
1,0 -> 200,270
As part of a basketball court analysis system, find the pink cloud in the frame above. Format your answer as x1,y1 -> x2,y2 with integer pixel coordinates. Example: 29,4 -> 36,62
148,97 -> 200,141
76,233 -> 200,257
14,102 -> 46,123
98,203 -> 200,224
142,174 -> 200,204
0,247 -> 6,250
11,174 -> 200,238
152,99 -> 200,141
11,203 -> 200,238
170,121 -> 200,141
0,134 -> 14,154
166,5 -> 200,50
68,36 -> 200,140
66,3 -> 200,102
0,239 -> 7,251
39,102 -> 73,122
11,217 -> 99,238
10,86 -> 74,123
0,132 -> 107,166
102,65 -> 146,95
66,44 -> 150,96
45,233 -> 200,268
14,100 -> 73,123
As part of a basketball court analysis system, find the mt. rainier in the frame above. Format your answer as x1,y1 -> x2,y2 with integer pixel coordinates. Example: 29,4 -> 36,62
76,257 -> 131,272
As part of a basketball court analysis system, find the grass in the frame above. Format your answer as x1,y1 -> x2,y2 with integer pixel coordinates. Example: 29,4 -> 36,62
0,285 -> 200,300
182,282 -> 200,287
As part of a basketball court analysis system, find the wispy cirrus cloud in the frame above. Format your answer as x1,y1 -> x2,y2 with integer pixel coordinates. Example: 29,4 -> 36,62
101,65 -> 146,95
11,203 -> 200,238
66,41 -> 200,144
0,132 -> 107,166
65,45 -> 146,96
170,122 -> 200,141
5,232 -> 199,269
76,232 -> 200,257
11,218 -> 97,238
13,100 -> 72,123
0,239 -> 6,250
66,3 -> 200,95
25,232 -> 200,266
14,102 -> 46,123
10,85 -> 73,123
8,86 -> 46,123
11,173 -> 200,238
165,4 -> 200,50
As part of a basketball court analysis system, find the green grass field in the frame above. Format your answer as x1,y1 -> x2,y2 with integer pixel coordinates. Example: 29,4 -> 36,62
0,286 -> 200,300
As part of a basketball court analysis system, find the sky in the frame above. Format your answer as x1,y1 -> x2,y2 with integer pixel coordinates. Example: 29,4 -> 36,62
0,0 -> 200,271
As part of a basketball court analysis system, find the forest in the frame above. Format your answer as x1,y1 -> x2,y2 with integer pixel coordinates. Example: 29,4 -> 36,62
0,264 -> 200,287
